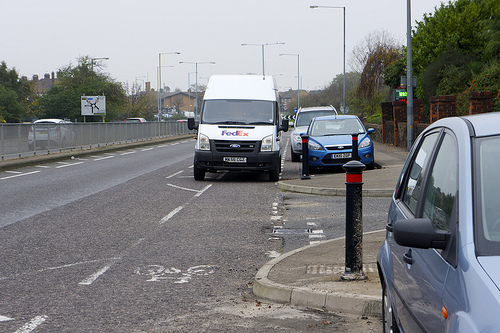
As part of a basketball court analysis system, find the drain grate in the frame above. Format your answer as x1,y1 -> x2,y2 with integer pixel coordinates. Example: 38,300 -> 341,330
272,227 -> 312,235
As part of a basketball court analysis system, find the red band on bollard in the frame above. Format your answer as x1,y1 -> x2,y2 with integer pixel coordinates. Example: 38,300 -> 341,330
346,173 -> 362,183
302,138 -> 308,143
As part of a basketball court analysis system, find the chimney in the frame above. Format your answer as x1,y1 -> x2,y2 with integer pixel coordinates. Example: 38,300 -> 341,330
44,73 -> 50,80
51,71 -> 55,82
33,74 -> 39,82
145,81 -> 151,92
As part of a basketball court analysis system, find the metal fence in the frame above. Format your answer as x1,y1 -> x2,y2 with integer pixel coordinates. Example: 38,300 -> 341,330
0,121 -> 194,160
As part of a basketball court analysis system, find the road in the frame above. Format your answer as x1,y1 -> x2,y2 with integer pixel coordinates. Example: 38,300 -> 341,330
0,136 -> 382,332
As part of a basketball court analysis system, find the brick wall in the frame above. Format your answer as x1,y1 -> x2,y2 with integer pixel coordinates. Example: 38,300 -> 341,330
429,95 -> 456,123
469,91 -> 493,115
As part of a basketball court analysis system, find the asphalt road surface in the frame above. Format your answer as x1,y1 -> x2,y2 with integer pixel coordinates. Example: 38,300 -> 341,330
0,136 -> 381,332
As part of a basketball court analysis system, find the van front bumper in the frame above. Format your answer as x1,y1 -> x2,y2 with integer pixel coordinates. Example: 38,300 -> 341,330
194,150 -> 280,172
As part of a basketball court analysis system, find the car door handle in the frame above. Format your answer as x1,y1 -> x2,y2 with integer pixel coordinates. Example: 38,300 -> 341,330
403,249 -> 414,265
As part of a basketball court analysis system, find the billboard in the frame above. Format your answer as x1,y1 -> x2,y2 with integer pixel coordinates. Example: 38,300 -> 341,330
81,96 -> 106,116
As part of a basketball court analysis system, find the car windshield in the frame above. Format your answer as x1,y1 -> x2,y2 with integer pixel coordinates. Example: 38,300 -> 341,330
295,110 -> 336,127
309,118 -> 365,136
201,100 -> 275,125
475,135 -> 500,256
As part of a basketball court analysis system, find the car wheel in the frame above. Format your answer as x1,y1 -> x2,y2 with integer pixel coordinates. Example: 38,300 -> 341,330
291,149 -> 300,162
269,166 -> 280,182
383,282 -> 399,333
193,161 -> 205,181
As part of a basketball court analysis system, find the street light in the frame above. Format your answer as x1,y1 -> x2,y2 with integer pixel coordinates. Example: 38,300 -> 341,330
406,0 -> 414,150
241,42 -> 285,77
310,5 -> 346,112
158,52 -> 180,115
179,61 -> 216,117
90,57 -> 109,72
279,53 -> 301,108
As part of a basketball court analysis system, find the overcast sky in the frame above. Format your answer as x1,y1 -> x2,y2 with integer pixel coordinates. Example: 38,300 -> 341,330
2,0 -> 444,93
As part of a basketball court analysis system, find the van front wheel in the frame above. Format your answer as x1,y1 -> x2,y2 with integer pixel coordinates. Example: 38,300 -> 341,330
193,162 -> 206,181
269,166 -> 280,182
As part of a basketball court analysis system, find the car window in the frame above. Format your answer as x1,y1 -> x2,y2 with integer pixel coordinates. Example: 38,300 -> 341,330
295,111 -> 335,127
402,132 -> 439,215
422,133 -> 458,231
476,135 -> 500,255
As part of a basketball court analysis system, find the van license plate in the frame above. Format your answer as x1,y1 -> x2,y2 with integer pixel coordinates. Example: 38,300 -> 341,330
332,153 -> 351,159
223,157 -> 247,163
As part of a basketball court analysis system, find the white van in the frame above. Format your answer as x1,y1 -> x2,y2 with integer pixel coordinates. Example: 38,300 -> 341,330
187,75 -> 288,181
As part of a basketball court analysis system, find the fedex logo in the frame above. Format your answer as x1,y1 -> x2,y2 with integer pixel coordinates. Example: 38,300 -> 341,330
221,130 -> 249,137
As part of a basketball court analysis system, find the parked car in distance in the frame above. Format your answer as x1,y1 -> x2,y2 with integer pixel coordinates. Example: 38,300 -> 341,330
290,106 -> 337,162
124,118 -> 147,123
305,115 -> 374,170
377,112 -> 500,333
28,119 -> 75,150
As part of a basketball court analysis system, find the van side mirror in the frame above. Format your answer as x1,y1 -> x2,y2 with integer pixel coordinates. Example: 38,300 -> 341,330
279,119 -> 289,132
187,118 -> 198,131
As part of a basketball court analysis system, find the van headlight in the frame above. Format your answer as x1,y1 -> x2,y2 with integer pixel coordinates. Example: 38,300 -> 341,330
261,135 -> 273,151
199,133 -> 210,150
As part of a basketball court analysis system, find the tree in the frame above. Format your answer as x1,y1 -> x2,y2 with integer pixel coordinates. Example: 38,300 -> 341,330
350,30 -> 403,116
0,61 -> 34,122
412,0 -> 499,103
39,56 -> 129,121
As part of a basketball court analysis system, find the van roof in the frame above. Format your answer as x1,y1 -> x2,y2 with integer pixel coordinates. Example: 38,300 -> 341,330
203,75 -> 277,101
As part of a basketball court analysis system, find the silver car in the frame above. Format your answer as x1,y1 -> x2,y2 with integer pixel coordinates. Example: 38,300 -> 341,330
377,112 -> 500,332
28,119 -> 75,150
290,106 -> 337,162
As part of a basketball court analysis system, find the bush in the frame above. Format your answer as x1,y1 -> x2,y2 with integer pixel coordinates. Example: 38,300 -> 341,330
366,112 -> 382,124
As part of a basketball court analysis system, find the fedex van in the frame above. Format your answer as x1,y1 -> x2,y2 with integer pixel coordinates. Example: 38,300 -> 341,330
187,75 -> 288,181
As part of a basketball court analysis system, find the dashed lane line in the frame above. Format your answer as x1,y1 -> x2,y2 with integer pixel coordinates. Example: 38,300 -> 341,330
14,315 -> 48,333
0,170 -> 41,180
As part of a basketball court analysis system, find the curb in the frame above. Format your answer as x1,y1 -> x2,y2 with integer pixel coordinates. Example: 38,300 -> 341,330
276,181 -> 394,197
253,237 -> 383,317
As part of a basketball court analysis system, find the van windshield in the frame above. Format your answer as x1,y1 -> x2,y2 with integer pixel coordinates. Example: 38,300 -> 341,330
202,100 -> 275,125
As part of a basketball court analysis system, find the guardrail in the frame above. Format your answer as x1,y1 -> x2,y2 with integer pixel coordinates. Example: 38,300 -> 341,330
0,121 -> 194,160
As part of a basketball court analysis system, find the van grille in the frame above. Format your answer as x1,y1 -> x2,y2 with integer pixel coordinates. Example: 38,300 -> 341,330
214,140 -> 259,153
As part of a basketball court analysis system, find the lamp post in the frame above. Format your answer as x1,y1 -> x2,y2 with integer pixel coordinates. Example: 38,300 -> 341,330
179,61 -> 216,117
157,52 -> 180,116
91,57 -> 109,72
241,42 -> 285,77
406,0 -> 414,150
280,53 -> 300,108
310,5 -> 346,112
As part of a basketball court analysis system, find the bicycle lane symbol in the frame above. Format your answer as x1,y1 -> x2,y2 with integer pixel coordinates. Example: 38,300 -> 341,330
134,265 -> 217,284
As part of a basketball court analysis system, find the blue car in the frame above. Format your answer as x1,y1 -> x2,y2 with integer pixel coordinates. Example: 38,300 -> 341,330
305,115 -> 375,170
377,112 -> 500,332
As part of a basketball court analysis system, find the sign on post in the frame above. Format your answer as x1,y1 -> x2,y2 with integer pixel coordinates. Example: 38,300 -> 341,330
81,96 -> 106,116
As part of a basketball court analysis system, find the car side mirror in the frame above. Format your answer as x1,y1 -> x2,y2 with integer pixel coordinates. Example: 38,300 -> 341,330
279,119 -> 289,132
367,128 -> 375,134
187,118 -> 198,131
393,218 -> 450,249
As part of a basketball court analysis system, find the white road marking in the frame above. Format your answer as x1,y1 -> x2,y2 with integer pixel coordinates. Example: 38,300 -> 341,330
56,161 -> 84,168
78,263 -> 113,285
14,315 -> 48,333
166,170 -> 183,179
0,170 -> 41,180
194,184 -> 212,197
167,183 -> 199,193
120,151 -> 136,156
141,147 -> 154,151
35,165 -> 51,168
159,206 -> 184,225
0,315 -> 14,321
92,155 -> 114,161
5,170 -> 22,174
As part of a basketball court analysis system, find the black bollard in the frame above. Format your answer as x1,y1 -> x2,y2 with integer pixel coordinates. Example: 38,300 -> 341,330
351,133 -> 360,161
341,160 -> 366,281
301,134 -> 311,180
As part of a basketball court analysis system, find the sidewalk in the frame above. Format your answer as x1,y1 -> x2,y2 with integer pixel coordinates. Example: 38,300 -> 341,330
253,141 -> 409,317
